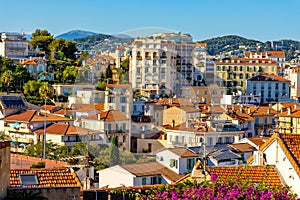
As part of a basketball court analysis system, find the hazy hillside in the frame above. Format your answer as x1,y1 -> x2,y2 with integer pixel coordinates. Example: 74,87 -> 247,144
55,30 -> 97,40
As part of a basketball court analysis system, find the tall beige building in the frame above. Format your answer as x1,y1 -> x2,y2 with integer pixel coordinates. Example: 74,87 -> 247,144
0,32 -> 30,62
214,57 -> 279,94
130,33 -> 195,97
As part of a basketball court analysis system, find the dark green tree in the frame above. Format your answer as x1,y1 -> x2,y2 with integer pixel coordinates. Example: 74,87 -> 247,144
96,81 -> 106,91
6,190 -> 48,200
121,57 -> 129,71
25,141 -> 67,160
0,57 -> 14,73
31,29 -> 54,56
105,65 -> 113,79
62,65 -> 78,83
13,64 -> 31,92
110,136 -> 120,166
0,70 -> 14,94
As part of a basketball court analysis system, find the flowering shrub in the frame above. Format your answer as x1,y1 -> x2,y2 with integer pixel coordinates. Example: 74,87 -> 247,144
139,175 -> 299,200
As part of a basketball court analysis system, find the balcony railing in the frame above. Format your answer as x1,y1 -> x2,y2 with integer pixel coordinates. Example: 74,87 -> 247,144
11,137 -> 33,144
5,126 -> 32,134
106,129 -> 129,134
10,147 -> 26,153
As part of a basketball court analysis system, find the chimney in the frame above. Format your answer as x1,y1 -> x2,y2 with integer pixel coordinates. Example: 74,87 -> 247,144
172,120 -> 175,128
267,103 -> 272,114
98,113 -> 101,120
294,104 -> 299,110
288,107 -> 292,115
208,106 -> 211,113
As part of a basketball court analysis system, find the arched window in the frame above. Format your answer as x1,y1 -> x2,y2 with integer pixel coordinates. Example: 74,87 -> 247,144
239,73 -> 243,79
222,66 -> 226,71
240,66 -> 243,71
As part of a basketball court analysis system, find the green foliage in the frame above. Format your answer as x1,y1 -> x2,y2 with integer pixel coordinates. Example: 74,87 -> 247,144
57,94 -> 68,102
121,57 -> 129,71
25,141 -> 67,160
96,81 -> 106,91
62,65 -> 78,83
30,162 -> 45,168
0,70 -> 13,94
110,136 -> 120,166
6,189 -> 48,200
39,82 -> 54,98
105,65 -> 113,79
0,57 -> 14,73
49,38 -> 77,61
31,29 -> 54,56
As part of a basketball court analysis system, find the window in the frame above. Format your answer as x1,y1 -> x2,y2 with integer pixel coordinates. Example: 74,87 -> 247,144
156,112 -> 160,118
121,106 -> 126,113
108,123 -> 111,130
208,137 -> 213,145
120,97 -> 127,103
137,67 -> 141,74
145,67 -> 149,73
187,158 -> 194,170
142,177 -> 147,185
161,67 -> 166,73
150,177 -> 157,184
108,97 -> 115,103
153,67 -> 157,73
153,60 -> 157,66
19,174 -> 39,186
161,60 -> 166,64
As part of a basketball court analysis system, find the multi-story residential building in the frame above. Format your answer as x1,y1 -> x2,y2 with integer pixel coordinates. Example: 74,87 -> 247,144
19,57 -> 53,80
181,85 -> 226,104
34,123 -> 103,147
276,105 -> 300,134
284,67 -> 300,100
246,105 -> 277,136
163,121 -> 244,148
2,110 -> 73,153
52,84 -> 95,98
115,45 -> 131,69
130,33 -> 195,97
246,74 -> 290,103
81,110 -> 130,151
193,42 -> 215,86
104,84 -> 132,118
0,32 -> 31,62
245,51 -> 285,72
163,106 -> 200,127
214,58 -> 279,94
131,37 -> 177,97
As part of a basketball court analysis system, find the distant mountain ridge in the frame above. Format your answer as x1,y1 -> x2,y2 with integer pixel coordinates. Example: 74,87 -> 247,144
55,30 -> 97,40
199,35 -> 300,60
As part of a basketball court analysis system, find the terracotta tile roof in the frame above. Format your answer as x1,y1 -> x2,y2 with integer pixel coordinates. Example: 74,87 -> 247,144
245,51 -> 285,58
226,111 -> 254,122
70,103 -> 104,111
54,109 -> 74,116
10,168 -> 82,188
280,134 -> 300,170
41,105 -> 59,112
249,73 -> 290,82
247,106 -> 277,116
4,110 -> 73,122
182,106 -> 200,113
199,104 -> 225,114
10,154 -> 67,169
34,123 -> 96,135
119,162 -> 184,182
206,165 -> 282,187
228,143 -> 255,153
4,110 -> 36,122
147,98 -> 193,107
247,137 -> 268,147
84,110 -> 128,121
276,107 -> 300,117
19,57 -> 47,65
168,148 -> 199,158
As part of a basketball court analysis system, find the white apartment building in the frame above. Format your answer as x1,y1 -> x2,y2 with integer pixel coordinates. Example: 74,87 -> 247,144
104,84 -> 132,118
284,67 -> 300,100
246,73 -> 290,103
0,33 -> 31,62
130,33 -> 195,97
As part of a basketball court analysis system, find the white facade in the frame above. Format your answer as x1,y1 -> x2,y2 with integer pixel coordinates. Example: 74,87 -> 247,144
284,67 -> 300,100
0,32 -> 30,62
156,149 -> 197,175
246,76 -> 290,103
250,138 -> 300,196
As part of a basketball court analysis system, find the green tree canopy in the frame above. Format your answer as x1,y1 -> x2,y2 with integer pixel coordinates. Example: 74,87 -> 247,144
49,38 -> 77,61
0,70 -> 13,94
121,57 -> 129,71
62,65 -> 78,83
110,136 -> 120,166
31,29 -> 54,56
25,141 -> 67,160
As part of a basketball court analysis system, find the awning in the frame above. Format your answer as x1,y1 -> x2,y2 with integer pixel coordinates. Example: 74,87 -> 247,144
11,122 -> 19,129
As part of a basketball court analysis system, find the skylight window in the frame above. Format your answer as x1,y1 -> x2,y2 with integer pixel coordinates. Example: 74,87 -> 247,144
19,174 -> 39,186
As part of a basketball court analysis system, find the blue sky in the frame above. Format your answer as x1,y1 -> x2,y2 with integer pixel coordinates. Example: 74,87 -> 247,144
2,0 -> 299,41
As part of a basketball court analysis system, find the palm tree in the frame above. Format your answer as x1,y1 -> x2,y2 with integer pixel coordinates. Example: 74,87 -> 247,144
38,82 -> 54,99
6,190 -> 48,200
1,70 -> 13,94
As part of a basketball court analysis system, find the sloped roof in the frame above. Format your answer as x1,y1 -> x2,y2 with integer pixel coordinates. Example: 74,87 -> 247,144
247,106 -> 277,116
247,137 -> 268,147
277,108 -> 300,117
10,154 -> 67,169
206,165 -> 282,187
84,110 -> 128,121
120,162 -> 184,182
229,143 -> 255,153
10,168 -> 82,188
249,73 -> 290,82
4,110 -> 73,122
167,148 -> 199,158
34,123 -> 96,135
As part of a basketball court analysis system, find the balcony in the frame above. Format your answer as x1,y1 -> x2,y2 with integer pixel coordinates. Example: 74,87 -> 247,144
106,129 -> 129,134
11,137 -> 33,144
160,55 -> 167,59
137,56 -> 142,60
146,56 -> 151,60
10,147 -> 26,153
5,126 -> 32,134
